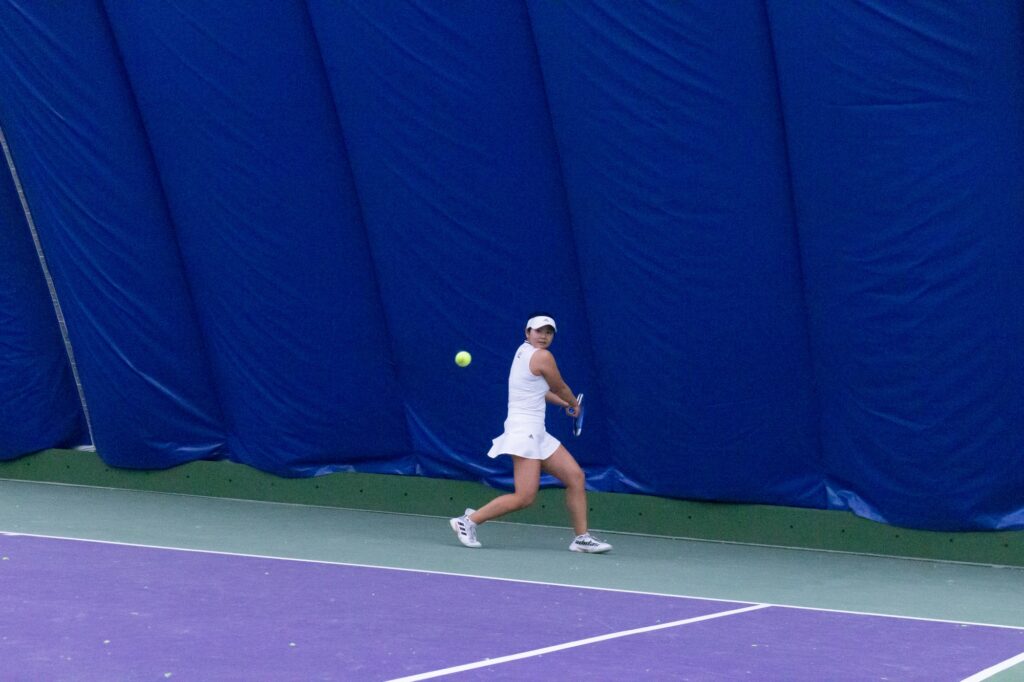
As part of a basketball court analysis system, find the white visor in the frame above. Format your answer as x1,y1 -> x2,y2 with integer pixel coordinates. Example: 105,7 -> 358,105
526,315 -> 557,332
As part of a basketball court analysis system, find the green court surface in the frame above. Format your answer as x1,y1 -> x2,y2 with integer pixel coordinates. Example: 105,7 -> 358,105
1,479 -> 1022,647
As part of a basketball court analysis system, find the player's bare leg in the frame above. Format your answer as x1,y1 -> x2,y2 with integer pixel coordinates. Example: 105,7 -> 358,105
541,446 -> 587,535
470,456 -> 540,524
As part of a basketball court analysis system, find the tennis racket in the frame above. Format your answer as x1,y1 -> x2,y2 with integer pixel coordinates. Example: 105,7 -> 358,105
572,393 -> 584,437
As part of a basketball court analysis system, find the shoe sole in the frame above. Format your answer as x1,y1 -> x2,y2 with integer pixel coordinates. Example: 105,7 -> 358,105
449,518 -> 481,548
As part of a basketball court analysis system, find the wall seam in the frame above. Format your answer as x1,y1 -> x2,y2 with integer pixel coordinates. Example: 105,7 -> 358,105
760,0 -> 828,500
96,1 -> 232,454
521,1 -> 619,485
300,0 -> 416,461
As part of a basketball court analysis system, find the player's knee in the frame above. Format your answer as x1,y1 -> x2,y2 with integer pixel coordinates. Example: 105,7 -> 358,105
565,467 -> 585,490
513,491 -> 537,509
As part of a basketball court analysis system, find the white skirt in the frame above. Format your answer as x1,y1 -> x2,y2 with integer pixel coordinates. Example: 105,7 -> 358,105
487,422 -> 561,460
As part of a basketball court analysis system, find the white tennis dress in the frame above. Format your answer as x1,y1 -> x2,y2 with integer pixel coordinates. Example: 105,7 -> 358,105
487,342 -> 561,460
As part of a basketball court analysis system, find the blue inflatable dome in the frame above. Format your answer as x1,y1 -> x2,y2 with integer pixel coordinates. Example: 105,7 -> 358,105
1,2 -> 1021,531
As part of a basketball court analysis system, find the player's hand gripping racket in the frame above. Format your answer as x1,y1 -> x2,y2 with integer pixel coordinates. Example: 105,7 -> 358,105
572,393 -> 584,437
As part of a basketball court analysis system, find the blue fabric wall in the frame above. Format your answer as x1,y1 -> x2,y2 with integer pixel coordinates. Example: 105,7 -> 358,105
306,0 -> 609,488
0,1 -> 1020,529
0,151 -> 86,458
766,0 -> 1024,529
101,1 -> 408,475
0,1 -> 225,468
526,1 -> 821,506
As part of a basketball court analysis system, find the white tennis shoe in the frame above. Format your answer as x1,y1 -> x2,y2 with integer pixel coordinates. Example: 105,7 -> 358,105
569,533 -> 612,554
449,508 -> 481,548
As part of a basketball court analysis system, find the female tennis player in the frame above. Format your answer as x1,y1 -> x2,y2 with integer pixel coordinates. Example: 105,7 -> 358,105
450,314 -> 612,553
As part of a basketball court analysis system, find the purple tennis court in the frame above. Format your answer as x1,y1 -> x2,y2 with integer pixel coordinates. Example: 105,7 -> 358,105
2,532 -> 1022,680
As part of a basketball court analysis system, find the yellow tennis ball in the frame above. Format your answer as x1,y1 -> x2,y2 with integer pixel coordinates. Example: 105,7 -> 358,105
455,350 -> 472,367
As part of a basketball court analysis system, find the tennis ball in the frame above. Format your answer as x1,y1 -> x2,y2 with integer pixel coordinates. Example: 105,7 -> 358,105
455,350 -> 472,367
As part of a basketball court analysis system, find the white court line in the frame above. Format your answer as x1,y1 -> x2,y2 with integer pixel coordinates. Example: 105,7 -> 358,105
385,604 -> 771,682
0,530 -> 750,605
960,650 -> 1024,682
1,530 -> 1021,631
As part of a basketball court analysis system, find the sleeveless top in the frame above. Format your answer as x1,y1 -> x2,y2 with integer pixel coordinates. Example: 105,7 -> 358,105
505,342 -> 550,426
